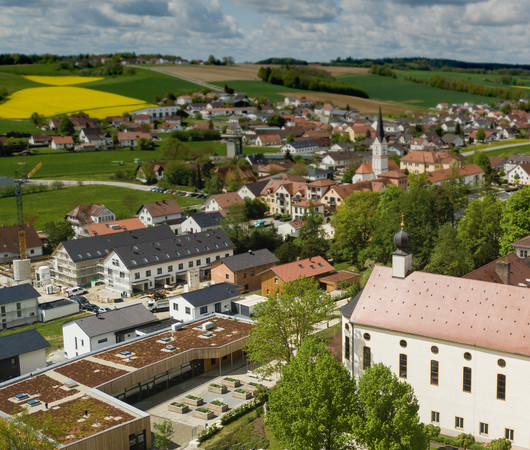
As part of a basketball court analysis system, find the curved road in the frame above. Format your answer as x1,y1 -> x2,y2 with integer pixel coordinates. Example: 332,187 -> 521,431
27,179 -> 153,191
461,141 -> 529,157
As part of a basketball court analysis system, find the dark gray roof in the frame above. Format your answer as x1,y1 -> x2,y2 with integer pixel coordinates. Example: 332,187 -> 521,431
242,179 -> 270,197
136,318 -> 179,334
61,226 -> 175,263
69,304 -> 157,337
0,284 -> 40,306
287,140 -> 318,149
178,282 -> 240,308
188,212 -> 224,229
376,107 -> 385,142
0,329 -> 49,360
39,299 -> 76,309
111,228 -> 235,270
220,249 -> 279,273
340,290 -> 363,319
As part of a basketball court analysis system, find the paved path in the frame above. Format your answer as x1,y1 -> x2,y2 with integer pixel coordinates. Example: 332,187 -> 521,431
132,65 -> 223,92
461,141 -> 529,156
27,178 -> 153,191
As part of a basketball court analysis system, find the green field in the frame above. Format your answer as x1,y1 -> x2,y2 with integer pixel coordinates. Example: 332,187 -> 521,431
0,63 -> 81,76
475,144 -> 530,158
212,80 -> 310,102
0,118 -> 41,134
0,184 -> 203,230
338,73 -> 500,107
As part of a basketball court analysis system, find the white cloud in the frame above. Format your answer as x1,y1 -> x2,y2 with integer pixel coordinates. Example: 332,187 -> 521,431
232,0 -> 340,22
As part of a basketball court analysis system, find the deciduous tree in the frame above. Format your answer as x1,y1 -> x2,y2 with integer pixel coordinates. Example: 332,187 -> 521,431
499,187 -> 530,255
425,224 -> 474,276
43,220 -> 74,249
267,338 -> 356,450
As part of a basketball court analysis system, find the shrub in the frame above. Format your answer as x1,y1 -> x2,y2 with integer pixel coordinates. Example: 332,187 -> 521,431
185,395 -> 201,400
220,399 -> 262,426
455,433 -> 476,449
425,424 -> 440,440
170,402 -> 186,408
210,400 -> 226,407
195,407 -> 211,413
197,424 -> 221,443
224,377 -> 238,383
234,388 -> 250,394
489,438 -> 512,450
209,383 -> 223,389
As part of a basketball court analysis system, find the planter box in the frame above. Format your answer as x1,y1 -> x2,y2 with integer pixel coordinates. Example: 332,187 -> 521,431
208,385 -> 228,394
183,397 -> 203,407
168,404 -> 189,414
193,409 -> 215,420
222,378 -> 241,388
245,384 -> 261,393
232,390 -> 253,400
209,402 -> 228,413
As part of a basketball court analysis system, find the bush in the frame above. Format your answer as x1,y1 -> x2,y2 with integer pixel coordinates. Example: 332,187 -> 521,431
220,399 -> 262,426
455,433 -> 476,449
197,424 -> 221,443
489,438 -> 512,450
425,424 -> 440,440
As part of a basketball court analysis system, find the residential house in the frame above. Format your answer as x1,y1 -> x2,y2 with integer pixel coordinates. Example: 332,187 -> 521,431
510,235 -> 530,260
306,179 -> 338,201
211,249 -> 279,292
260,256 -> 334,296
181,212 -> 224,234
214,166 -> 256,185
237,179 -> 271,200
132,114 -> 150,124
137,200 -> 183,227
261,179 -> 307,216
66,203 -> 116,237
101,228 -> 235,296
117,131 -> 152,147
0,284 -> 40,329
52,226 -> 176,288
277,220 -> 306,239
169,283 -> 241,322
130,105 -> 182,119
318,271 -> 361,292
506,163 -> 530,185
84,218 -> 145,237
255,134 -> 282,147
292,200 -> 325,221
442,134 -> 464,148
51,136 -> 74,150
201,193 -> 244,214
320,151 -> 368,171
463,252 -> 530,288
341,229 -> 530,449
28,134 -> 52,146
0,225 -> 43,263
0,329 -> 49,381
400,150 -> 461,174
281,140 -> 318,155
321,181 -> 386,211
428,164 -> 484,186
62,304 -> 157,358
79,128 -> 108,147
305,167 -> 334,181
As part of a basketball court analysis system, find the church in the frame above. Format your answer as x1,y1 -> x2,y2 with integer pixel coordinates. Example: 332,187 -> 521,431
341,224 -> 529,448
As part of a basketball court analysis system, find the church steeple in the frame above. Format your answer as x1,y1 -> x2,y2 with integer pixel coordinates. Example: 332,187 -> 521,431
376,106 -> 385,142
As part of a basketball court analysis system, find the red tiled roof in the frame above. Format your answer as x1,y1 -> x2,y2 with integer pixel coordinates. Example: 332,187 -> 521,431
211,192 -> 244,210
0,224 -> 42,253
511,235 -> 530,248
356,162 -> 373,174
142,200 -> 182,217
428,164 -> 483,184
351,265 -> 530,356
267,256 -> 334,283
85,218 -> 145,236
463,252 -> 530,287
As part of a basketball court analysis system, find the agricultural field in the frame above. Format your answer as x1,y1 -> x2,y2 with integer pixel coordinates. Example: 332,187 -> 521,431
337,73 -> 501,108
0,118 -> 41,134
0,184 -> 203,230
473,143 -> 530,158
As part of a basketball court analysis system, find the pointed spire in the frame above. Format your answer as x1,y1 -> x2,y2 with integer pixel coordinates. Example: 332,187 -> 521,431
377,106 -> 385,142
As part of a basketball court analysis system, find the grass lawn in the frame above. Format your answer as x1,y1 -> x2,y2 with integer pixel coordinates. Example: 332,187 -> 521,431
470,138 -> 530,150
0,185 -> 203,230
0,312 -> 89,355
314,322 -> 341,346
0,118 -> 41,134
470,143 -> 530,158
337,73 -> 500,108
333,261 -> 355,271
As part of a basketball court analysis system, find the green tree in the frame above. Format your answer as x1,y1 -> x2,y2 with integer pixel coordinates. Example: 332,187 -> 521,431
330,191 -> 380,263
42,220 -> 74,249
296,202 -> 328,259
455,433 -> 475,449
267,338 -> 356,450
136,137 -> 152,150
499,187 -> 530,254
160,137 -> 189,160
476,128 -> 486,142
140,162 -> 157,184
267,114 -> 285,128
164,161 -> 193,186
243,197 -> 268,220
58,117 -> 74,136
153,419 -> 174,450
291,162 -> 308,177
342,166 -> 355,184
489,438 -> 512,450
425,224 -> 474,276
353,363 -> 429,450
204,173 -> 223,195
123,193 -> 139,217
0,408 -> 56,450
275,240 -> 301,263
246,277 -> 334,373
457,194 -> 503,268
225,169 -> 244,192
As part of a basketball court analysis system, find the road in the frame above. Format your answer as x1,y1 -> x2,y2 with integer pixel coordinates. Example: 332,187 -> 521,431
461,141 -> 529,157
27,178 -> 153,191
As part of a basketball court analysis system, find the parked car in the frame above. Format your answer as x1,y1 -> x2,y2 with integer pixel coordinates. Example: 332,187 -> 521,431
98,307 -> 110,313
83,303 -> 98,312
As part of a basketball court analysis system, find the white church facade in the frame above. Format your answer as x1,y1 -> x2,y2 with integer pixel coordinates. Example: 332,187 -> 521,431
342,226 -> 530,449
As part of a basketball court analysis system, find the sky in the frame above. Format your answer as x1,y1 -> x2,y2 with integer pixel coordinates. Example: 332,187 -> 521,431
1,0 -> 529,64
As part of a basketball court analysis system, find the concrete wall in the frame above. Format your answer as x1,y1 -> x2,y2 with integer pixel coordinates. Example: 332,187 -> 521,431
19,348 -> 47,375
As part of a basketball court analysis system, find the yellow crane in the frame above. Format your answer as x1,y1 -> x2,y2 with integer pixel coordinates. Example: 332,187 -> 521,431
15,162 -> 42,259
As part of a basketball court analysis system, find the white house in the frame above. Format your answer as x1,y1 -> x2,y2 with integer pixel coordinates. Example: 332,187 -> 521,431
62,304 -> 157,358
342,227 -> 530,449
101,228 -> 235,296
65,203 -> 116,238
0,284 -> 40,329
181,212 -> 224,234
281,140 -> 318,155
506,163 -> 530,185
137,200 -> 183,227
169,282 -> 241,322
130,105 -> 182,119
0,329 -> 49,381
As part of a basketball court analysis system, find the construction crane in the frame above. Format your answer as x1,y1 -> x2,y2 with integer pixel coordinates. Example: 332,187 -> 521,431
15,162 -> 42,259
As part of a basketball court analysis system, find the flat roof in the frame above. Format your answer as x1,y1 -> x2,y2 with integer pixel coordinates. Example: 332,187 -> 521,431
233,294 -> 267,307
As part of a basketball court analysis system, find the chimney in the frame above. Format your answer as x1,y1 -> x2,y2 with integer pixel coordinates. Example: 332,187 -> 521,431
496,259 -> 510,285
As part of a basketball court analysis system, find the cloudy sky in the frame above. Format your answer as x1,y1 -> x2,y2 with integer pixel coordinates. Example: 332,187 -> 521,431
1,0 -> 528,64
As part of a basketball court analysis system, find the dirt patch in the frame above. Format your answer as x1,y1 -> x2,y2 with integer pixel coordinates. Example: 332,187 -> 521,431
54,359 -> 129,388
310,65 -> 370,76
156,64 -> 274,82
327,330 -> 343,363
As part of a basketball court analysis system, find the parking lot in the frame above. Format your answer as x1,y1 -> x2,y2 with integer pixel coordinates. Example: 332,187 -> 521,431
148,187 -> 208,199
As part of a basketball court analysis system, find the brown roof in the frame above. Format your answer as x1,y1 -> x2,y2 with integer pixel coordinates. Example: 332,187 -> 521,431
85,218 -> 145,236
266,256 -> 334,283
356,162 -> 373,174
320,270 -> 361,283
463,252 -> 530,287
351,265 -> 530,356
52,136 -> 74,144
428,164 -> 483,184
66,203 -> 109,225
307,179 -> 338,187
257,134 -> 282,143
293,200 -> 323,207
511,234 -> 530,249
215,166 -> 256,183
211,192 -> 244,210
117,131 -> 151,140
142,200 -> 183,217
0,224 -> 42,253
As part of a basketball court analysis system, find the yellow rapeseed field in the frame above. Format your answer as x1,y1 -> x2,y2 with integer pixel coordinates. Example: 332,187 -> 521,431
23,75 -> 103,85
0,86 -> 150,119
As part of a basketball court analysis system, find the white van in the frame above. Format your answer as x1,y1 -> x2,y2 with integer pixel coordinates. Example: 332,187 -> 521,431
65,286 -> 86,297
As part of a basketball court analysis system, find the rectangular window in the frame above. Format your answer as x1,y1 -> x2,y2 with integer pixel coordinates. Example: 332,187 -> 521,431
172,303 -> 178,311
496,374 -> 506,400
189,261 -> 193,268
200,306 -> 208,315
206,257 -> 210,264
119,272 -> 125,278
399,354 -> 407,379
430,360 -> 439,386
146,270 -> 151,276
274,278 -> 278,284
97,338 -> 108,344
225,273 -> 229,280
134,272 -> 140,280
16,302 -> 22,318
455,417 -> 464,430
505,428 -> 514,441
463,367 -> 472,393
345,336 -> 350,361
196,259 -> 201,266
479,422 -> 489,435
168,265 -> 173,272
243,272 -> 247,279
362,346 -> 371,370
251,271 -> 255,277
178,263 -> 183,270
431,411 -> 440,423
185,307 -> 191,314
157,268 -> 162,275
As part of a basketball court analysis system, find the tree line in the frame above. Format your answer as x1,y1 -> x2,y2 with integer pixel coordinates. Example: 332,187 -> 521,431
257,65 -> 369,98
